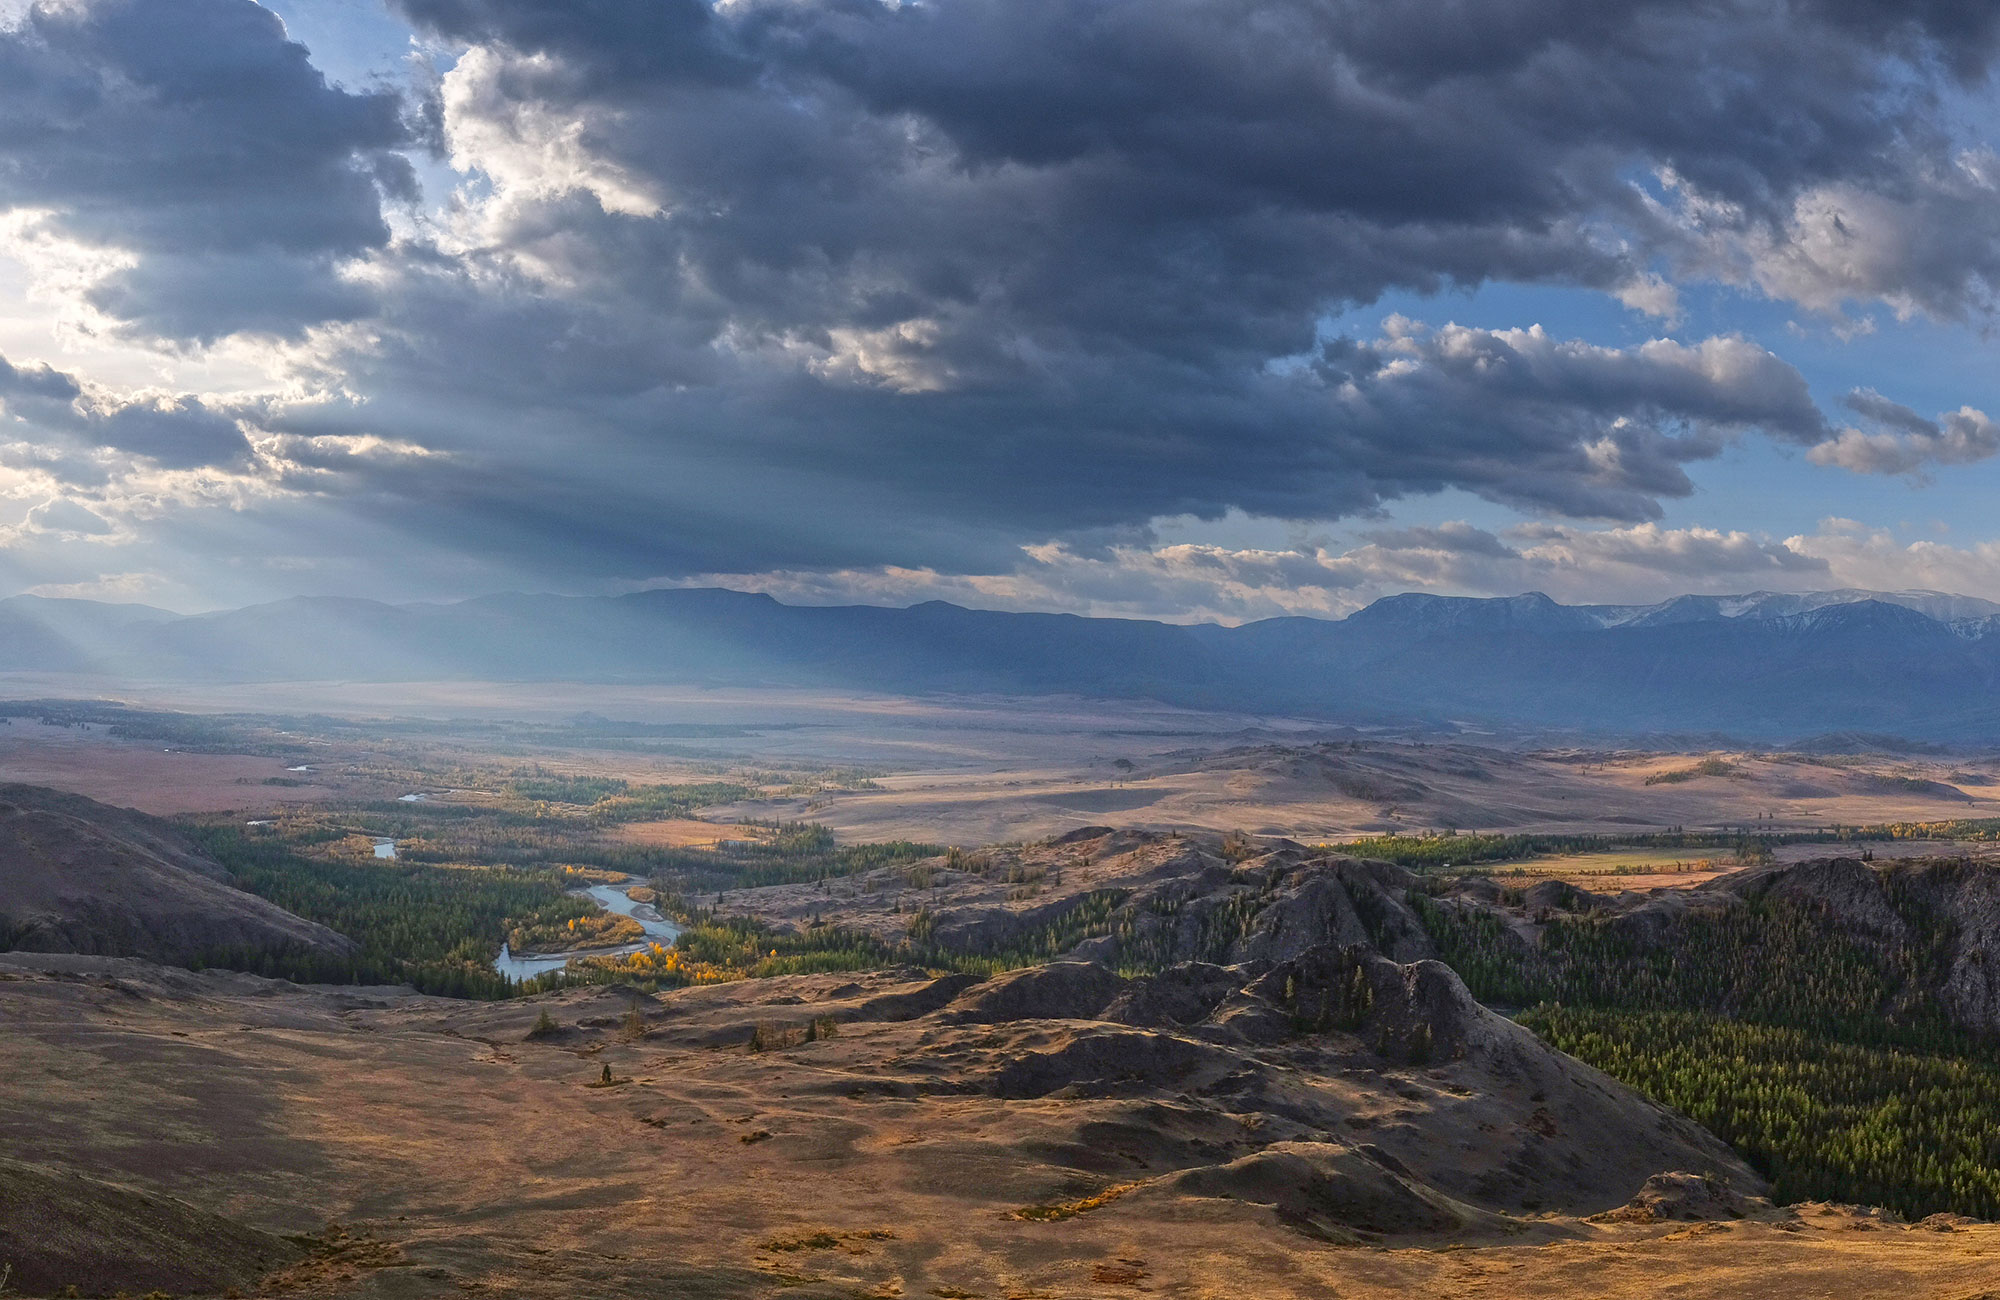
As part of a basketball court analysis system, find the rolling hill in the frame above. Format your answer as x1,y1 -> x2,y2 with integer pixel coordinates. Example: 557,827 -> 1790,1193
0,783 -> 354,964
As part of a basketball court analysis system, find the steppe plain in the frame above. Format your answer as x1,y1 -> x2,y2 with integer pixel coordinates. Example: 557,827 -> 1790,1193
0,675 -> 1992,842
5,682 -> 2000,1298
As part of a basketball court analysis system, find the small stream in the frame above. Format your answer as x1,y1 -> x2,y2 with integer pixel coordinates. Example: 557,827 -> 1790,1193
491,883 -> 681,982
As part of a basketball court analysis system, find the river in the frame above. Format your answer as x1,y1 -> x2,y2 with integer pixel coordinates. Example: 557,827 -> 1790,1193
491,883 -> 681,982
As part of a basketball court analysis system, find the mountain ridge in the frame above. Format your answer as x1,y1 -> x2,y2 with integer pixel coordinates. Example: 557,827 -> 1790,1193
5,586 -> 2000,740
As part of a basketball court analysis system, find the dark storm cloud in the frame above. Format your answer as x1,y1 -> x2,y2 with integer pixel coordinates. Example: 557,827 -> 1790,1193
259,310 -> 1834,598
193,0 -> 1980,587
4,0 -> 1999,599
0,355 -> 82,404
397,0 -> 753,86
0,352 -> 249,470
410,0 -> 1997,238
0,0 -> 412,340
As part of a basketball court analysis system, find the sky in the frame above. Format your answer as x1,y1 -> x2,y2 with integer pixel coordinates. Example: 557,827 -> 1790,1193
2,1 -> 2000,622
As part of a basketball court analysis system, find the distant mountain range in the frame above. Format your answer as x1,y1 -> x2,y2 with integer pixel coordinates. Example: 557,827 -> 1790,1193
7,586 -> 2000,742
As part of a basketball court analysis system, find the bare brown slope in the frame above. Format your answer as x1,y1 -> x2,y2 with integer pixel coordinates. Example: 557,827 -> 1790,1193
0,1156 -> 298,1298
0,783 -> 352,963
5,952 -> 1996,1300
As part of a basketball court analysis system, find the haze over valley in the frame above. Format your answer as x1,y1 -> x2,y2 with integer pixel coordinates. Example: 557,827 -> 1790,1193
10,584 -> 2000,740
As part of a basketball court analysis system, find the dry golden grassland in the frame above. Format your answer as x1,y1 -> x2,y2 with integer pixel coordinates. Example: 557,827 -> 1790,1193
605,818 -> 773,849
7,958 -> 2000,1300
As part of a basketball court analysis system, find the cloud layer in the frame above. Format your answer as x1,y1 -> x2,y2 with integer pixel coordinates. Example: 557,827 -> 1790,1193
0,0 -> 412,341
0,0 -> 1997,608
659,518 -> 2000,627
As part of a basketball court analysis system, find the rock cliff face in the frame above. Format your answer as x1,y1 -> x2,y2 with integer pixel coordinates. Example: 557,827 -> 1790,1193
1723,858 -> 1912,942
1872,861 -> 2000,1036
1224,854 -> 1438,965
0,784 -> 352,964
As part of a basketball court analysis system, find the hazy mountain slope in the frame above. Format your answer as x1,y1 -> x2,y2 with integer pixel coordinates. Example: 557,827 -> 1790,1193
6,587 -> 2000,738
1233,599 -> 2000,731
0,784 -> 355,964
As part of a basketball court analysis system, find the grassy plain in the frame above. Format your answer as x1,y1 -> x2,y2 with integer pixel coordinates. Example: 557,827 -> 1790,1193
607,818 -> 774,848
0,678 -> 1996,844
1462,847 -> 1739,889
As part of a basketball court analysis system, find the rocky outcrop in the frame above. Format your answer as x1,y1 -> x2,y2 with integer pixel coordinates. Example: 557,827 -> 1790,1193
711,830 -> 1442,978
1522,879 -> 1608,915
1228,873 -> 1374,961
924,943 -> 1760,1218
1223,855 -> 1437,965
1719,857 -> 1910,943
1592,1171 -> 1763,1223
941,961 -> 1124,1024
460,942 -> 1764,1235
1051,844 -> 1439,972
1101,960 -> 1243,1028
1876,859 -> 2000,1037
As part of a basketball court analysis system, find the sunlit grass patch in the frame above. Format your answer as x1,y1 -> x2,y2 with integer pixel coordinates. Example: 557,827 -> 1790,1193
1645,756 -> 1742,785
1013,1182 -> 1143,1221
